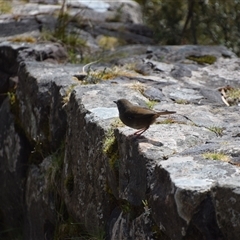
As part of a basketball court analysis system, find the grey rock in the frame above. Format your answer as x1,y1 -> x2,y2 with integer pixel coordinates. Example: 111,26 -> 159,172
0,98 -> 29,238
150,155 -> 240,239
1,27 -> 240,240
143,86 -> 166,101
171,64 -> 192,79
25,157 -> 57,240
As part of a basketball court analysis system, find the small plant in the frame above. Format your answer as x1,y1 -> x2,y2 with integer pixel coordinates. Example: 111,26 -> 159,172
146,100 -> 158,110
186,55 -> 217,65
208,126 -> 224,136
40,0 -> 88,64
7,91 -> 16,105
202,152 -> 230,162
142,200 -> 151,216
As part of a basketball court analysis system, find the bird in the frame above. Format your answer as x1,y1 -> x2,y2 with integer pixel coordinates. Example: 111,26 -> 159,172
114,98 -> 176,136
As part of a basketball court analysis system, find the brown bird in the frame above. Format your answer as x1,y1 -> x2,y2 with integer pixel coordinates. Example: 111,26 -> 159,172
114,99 -> 176,136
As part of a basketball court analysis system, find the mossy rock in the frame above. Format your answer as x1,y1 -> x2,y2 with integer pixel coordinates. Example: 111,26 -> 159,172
186,55 -> 217,65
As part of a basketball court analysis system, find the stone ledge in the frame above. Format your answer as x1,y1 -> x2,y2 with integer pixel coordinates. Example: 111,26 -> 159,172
0,43 -> 240,239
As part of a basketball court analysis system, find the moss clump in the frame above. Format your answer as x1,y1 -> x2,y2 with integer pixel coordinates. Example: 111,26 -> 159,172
0,0 -> 12,13
103,129 -> 119,170
146,100 -> 158,110
7,91 -> 16,105
202,152 -> 230,162
208,126 -> 224,136
227,88 -> 240,99
186,55 -> 217,65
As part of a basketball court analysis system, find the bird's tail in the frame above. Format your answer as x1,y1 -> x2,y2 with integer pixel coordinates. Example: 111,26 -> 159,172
156,111 -> 176,117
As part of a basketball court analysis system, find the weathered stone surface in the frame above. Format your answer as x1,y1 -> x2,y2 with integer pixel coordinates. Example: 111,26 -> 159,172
1,5 -> 240,238
0,98 -> 30,239
150,155 -> 240,239
25,157 -> 57,240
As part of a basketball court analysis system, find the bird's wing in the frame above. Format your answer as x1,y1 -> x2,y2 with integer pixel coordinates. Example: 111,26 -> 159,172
124,109 -> 156,120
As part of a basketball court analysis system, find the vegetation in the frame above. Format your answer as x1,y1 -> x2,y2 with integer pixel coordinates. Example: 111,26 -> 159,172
208,126 -> 224,136
0,0 -> 11,13
10,36 -> 36,43
135,0 -> 240,56
186,55 -> 217,65
227,88 -> 240,99
202,152 -> 230,162
102,128 -> 119,170
82,65 -> 138,84
146,100 -> 158,109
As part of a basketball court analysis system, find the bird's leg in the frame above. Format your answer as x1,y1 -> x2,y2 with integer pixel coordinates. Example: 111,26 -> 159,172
133,126 -> 149,136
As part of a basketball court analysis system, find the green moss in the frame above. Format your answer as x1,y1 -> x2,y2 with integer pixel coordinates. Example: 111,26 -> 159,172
7,91 -> 16,105
146,100 -> 158,109
227,88 -> 240,99
103,129 -> 119,170
202,152 -> 230,162
186,55 -> 217,65
0,0 -> 12,14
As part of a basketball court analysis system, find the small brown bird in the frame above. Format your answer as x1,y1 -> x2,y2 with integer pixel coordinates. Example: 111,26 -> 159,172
114,99 -> 176,136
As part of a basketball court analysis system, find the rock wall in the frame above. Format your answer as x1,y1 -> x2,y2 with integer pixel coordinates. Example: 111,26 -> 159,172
1,42 -> 240,240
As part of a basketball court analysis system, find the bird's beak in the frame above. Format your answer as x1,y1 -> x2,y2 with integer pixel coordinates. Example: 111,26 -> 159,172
113,101 -> 117,104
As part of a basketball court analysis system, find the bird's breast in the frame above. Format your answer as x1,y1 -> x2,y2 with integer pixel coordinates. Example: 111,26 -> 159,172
119,113 -> 154,129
